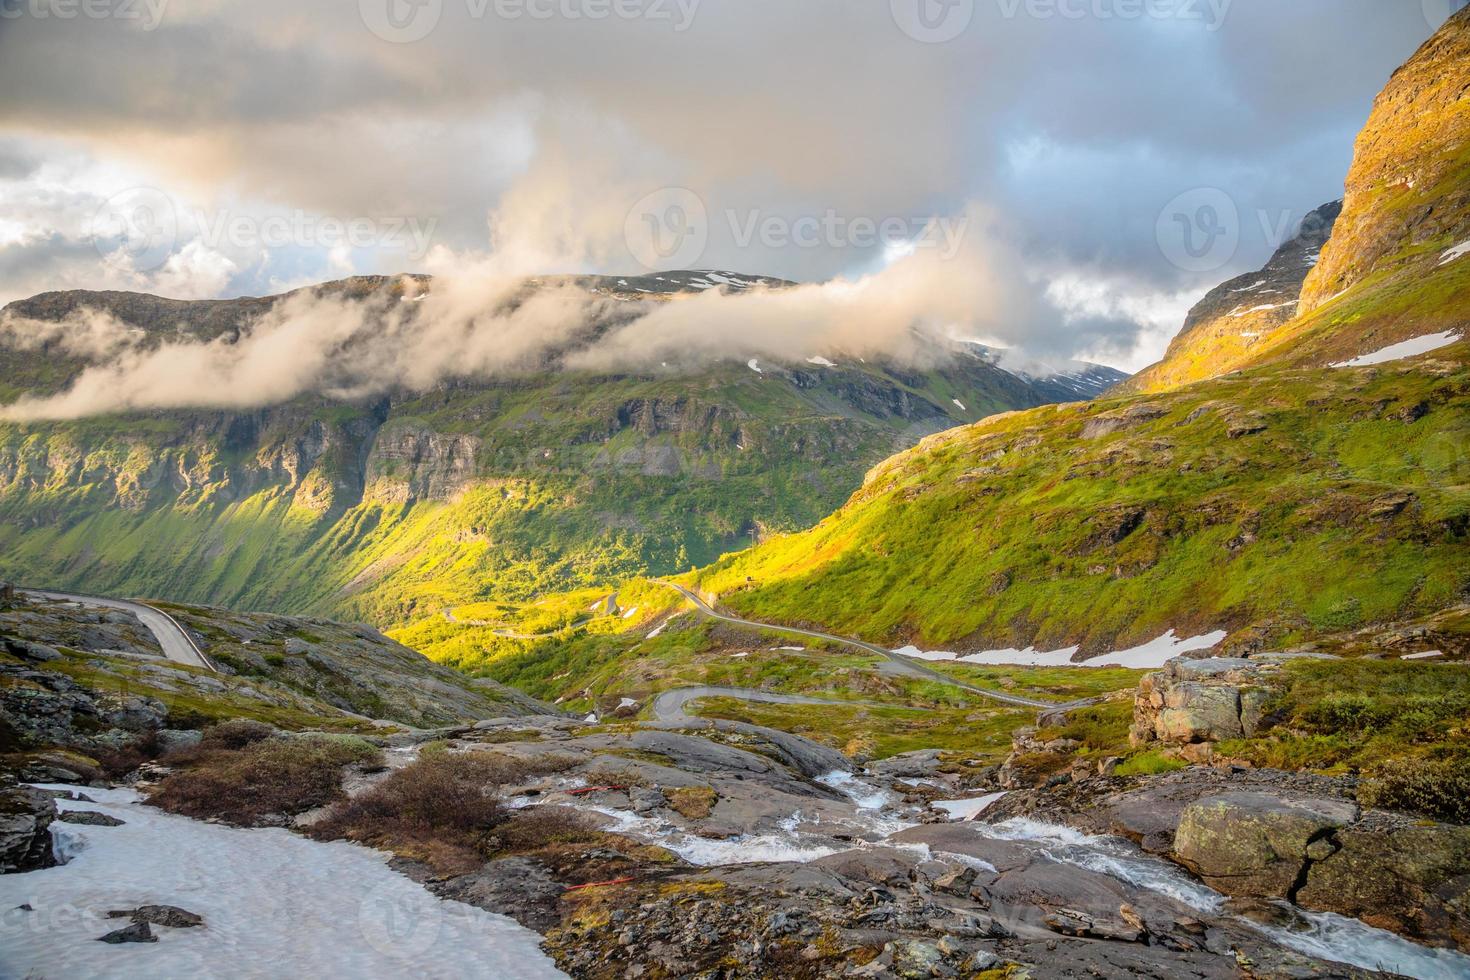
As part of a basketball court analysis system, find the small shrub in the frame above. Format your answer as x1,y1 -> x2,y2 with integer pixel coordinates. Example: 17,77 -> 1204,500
1359,754 -> 1470,824
150,734 -> 381,825
201,719 -> 277,751
667,786 -> 718,820
1116,750 -> 1187,777
494,806 -> 600,853
311,753 -> 517,872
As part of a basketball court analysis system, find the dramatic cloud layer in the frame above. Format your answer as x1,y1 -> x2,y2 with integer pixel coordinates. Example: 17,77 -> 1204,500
1,208 -> 1099,420
0,0 -> 1460,380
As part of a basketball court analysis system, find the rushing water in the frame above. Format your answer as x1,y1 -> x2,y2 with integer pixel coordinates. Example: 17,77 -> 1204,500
554,771 -> 1470,980
982,816 -> 1470,980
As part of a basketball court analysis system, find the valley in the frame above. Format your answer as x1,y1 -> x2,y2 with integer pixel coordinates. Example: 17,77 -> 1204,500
2,5 -> 1470,980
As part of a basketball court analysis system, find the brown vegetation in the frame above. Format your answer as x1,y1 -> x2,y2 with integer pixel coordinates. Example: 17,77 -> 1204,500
149,735 -> 380,825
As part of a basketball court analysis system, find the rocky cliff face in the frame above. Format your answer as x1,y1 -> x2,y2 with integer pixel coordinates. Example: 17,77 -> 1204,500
1123,8 -> 1470,394
1121,202 -> 1341,394
1299,8 -> 1470,315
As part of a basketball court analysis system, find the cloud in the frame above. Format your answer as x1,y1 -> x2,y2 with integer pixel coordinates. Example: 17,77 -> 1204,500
0,0 -> 1449,367
1,200 -> 1101,420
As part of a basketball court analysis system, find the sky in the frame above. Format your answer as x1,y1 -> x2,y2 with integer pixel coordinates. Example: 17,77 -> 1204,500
0,0 -> 1462,373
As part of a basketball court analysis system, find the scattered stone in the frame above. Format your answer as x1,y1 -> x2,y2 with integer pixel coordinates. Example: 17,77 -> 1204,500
97,921 -> 156,944
155,729 -> 204,754
108,905 -> 204,929
58,810 -> 126,827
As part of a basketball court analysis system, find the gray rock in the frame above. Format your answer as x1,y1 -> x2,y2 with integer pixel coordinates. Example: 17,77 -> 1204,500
108,905 -> 204,928
98,921 -> 156,944
155,729 -> 204,754
434,857 -> 564,933
1173,792 -> 1358,898
1131,656 -> 1284,750
0,787 -> 56,874
58,810 -> 125,827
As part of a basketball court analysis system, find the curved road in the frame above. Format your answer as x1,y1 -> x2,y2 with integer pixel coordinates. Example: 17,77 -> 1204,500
663,584 -> 1081,713
652,686 -> 904,723
21,589 -> 215,672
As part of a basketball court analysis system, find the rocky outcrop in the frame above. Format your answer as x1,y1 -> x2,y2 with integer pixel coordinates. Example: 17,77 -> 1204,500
364,423 -> 481,502
1130,657 -> 1283,760
0,785 -> 56,874
1299,7 -> 1470,316
1122,200 -> 1342,395
1173,792 -> 1358,899
986,764 -> 1470,949
1296,811 -> 1470,948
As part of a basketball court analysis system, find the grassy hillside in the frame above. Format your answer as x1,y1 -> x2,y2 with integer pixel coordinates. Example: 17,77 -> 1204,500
1121,8 -> 1470,392
0,275 -> 1115,626
688,346 -> 1470,655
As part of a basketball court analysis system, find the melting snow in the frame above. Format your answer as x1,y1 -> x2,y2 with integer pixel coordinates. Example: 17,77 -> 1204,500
1228,302 -> 1296,318
0,786 -> 564,979
1332,331 -> 1460,367
621,607 -> 640,620
1400,650 -> 1444,661
747,359 -> 763,374
1439,239 -> 1470,266
894,630 -> 1228,669
933,793 -> 1006,821
646,624 -> 666,639
952,399 -> 968,412
1229,279 -> 1268,293
806,356 -> 836,367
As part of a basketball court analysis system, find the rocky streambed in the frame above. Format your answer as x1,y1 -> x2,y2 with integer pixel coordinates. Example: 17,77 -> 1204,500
370,716 -> 1470,979
5,690 -> 1469,978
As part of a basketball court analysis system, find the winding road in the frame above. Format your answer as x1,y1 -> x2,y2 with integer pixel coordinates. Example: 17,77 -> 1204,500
21,589 -> 216,672
663,584 -> 1083,713
651,686 -> 902,723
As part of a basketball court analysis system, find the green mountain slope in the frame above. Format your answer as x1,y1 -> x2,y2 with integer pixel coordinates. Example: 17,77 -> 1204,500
0,274 -> 1123,626
1121,7 -> 1470,393
692,349 -> 1470,655
687,14 -> 1470,657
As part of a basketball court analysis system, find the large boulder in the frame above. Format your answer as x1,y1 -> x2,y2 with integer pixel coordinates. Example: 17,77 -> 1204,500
1130,657 -> 1281,755
0,786 -> 57,874
1173,792 -> 1358,898
1297,812 -> 1470,948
